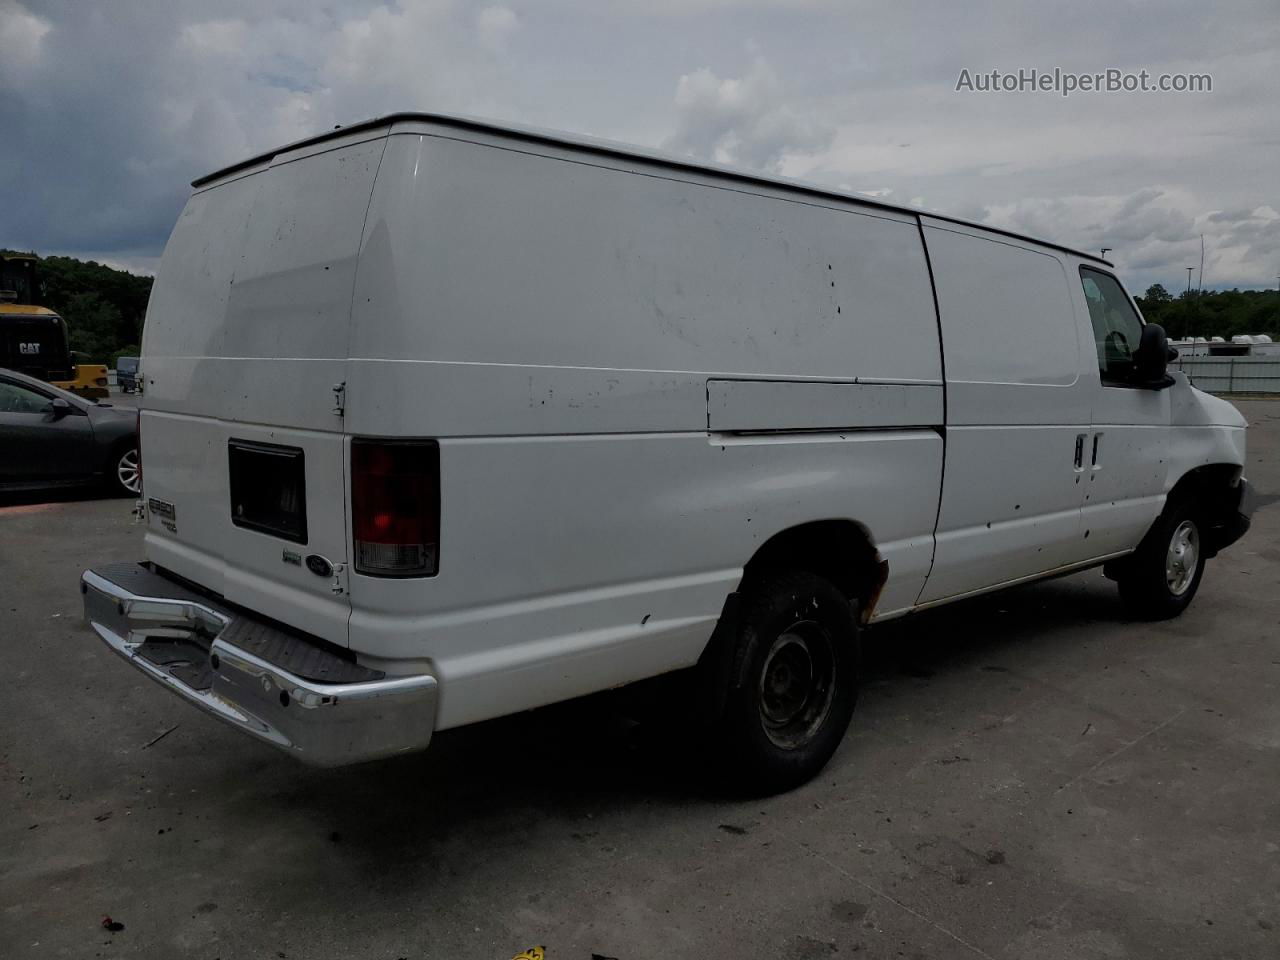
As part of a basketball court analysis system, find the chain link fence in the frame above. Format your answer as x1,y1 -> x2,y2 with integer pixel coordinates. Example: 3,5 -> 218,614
1174,356 -> 1280,394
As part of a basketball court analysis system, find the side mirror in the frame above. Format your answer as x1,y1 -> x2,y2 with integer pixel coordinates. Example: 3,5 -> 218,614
48,397 -> 72,419
1133,323 -> 1176,389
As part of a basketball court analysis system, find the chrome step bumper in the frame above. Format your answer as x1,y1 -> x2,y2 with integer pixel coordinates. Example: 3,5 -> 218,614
80,563 -> 437,767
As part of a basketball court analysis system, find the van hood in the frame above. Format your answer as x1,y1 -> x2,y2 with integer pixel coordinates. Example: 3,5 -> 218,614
1191,387 -> 1247,427
1171,376 -> 1247,428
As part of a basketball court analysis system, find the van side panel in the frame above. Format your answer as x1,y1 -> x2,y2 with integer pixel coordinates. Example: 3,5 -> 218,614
347,130 -> 943,727
706,380 -> 944,432
352,132 -> 941,385
352,430 -> 942,730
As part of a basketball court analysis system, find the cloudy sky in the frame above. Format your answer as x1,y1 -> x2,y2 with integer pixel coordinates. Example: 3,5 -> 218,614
2,0 -> 1277,293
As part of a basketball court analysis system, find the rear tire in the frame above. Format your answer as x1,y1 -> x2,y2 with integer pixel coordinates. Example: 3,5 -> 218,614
702,570 -> 859,794
1116,499 -> 1205,620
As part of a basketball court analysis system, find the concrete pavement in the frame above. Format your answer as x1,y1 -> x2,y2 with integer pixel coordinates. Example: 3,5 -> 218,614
3,401 -> 1278,960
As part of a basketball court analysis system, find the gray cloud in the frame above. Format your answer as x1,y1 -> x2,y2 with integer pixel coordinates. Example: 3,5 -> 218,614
663,54 -> 834,172
1,0 -> 1277,291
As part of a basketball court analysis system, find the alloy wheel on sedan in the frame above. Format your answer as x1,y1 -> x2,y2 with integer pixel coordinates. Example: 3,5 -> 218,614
115,447 -> 141,495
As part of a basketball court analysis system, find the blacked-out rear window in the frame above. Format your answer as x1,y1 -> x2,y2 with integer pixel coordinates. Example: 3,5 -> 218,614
228,440 -> 308,544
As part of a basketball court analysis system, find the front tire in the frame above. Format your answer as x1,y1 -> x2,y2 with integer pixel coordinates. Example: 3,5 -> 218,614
703,570 -> 859,794
1116,500 -> 1205,620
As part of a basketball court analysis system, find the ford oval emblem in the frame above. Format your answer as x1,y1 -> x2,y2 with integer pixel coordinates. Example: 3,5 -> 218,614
305,554 -> 333,578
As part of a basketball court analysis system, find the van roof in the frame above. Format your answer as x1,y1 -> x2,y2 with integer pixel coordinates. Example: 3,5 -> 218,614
192,111 -> 1113,267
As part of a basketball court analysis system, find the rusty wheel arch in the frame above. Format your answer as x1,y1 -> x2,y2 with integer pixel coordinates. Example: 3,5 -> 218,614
739,518 -> 888,625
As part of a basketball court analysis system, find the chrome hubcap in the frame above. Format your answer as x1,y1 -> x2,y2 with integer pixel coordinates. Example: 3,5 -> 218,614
758,620 -> 836,749
1165,520 -> 1199,596
117,448 -> 141,494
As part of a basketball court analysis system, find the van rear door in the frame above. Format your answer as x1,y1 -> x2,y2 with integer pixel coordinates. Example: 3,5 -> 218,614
140,132 -> 389,647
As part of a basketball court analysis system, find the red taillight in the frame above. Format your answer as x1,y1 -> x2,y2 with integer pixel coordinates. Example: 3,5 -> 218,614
351,439 -> 440,577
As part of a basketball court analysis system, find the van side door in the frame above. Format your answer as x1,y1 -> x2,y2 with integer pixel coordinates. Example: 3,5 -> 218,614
917,221 -> 1094,604
1073,265 -> 1171,558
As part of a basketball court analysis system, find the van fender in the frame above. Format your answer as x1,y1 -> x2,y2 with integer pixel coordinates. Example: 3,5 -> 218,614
697,519 -> 887,699
1104,462 -> 1249,580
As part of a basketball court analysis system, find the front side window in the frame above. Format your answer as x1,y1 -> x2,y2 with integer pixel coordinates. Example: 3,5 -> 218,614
0,380 -> 52,414
1080,267 -> 1144,384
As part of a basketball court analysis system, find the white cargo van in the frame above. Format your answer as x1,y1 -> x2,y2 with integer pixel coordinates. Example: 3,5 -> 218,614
81,114 -> 1253,791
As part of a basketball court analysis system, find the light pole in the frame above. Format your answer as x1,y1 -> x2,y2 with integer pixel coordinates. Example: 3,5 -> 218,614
1186,267 -> 1196,341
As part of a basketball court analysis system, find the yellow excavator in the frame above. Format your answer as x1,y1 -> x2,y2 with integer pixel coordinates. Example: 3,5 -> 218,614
1,254 -> 110,399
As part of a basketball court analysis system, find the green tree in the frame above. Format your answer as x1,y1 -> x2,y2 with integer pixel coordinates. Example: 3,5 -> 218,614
110,344 -> 141,369
1,248 -> 153,363
63,292 -> 123,363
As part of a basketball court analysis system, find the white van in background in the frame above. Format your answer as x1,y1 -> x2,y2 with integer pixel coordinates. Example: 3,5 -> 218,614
81,114 -> 1252,792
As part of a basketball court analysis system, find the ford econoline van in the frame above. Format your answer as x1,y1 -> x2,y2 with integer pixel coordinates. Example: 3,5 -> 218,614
80,114 -> 1253,792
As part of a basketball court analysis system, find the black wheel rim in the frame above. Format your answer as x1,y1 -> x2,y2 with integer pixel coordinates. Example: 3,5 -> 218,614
757,619 -> 837,749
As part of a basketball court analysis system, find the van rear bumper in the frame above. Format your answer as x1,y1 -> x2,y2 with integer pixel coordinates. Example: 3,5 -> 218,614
80,563 -> 437,767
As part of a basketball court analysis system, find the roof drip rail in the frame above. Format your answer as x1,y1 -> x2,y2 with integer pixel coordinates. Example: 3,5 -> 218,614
189,111 -> 1114,266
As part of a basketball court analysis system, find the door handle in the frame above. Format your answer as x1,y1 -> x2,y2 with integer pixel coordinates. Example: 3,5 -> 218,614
1074,434 -> 1085,470
1091,432 -> 1102,468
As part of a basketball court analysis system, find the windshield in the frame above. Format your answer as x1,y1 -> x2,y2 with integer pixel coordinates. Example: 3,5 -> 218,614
0,256 -> 39,304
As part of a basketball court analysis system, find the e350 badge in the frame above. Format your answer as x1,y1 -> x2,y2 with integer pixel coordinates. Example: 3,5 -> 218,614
147,498 -> 177,535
